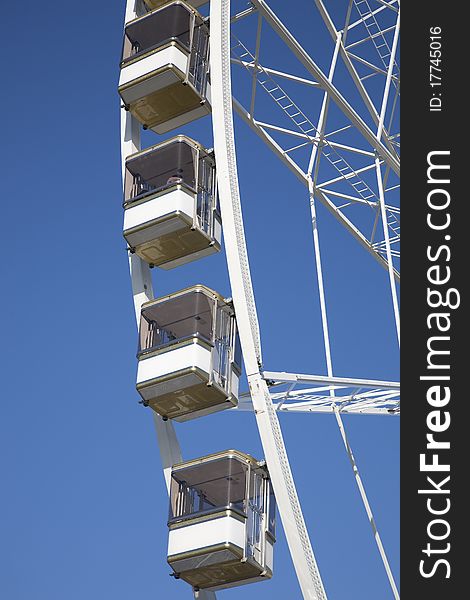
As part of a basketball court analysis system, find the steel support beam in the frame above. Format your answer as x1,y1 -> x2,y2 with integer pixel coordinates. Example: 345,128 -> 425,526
251,0 -> 400,174
233,99 -> 399,280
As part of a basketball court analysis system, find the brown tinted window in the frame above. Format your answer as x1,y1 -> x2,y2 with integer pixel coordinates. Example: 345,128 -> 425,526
139,290 -> 215,354
125,139 -> 196,203
169,457 -> 248,522
122,3 -> 192,62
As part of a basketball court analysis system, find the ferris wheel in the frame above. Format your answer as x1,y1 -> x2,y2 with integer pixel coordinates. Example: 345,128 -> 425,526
119,1 -> 400,599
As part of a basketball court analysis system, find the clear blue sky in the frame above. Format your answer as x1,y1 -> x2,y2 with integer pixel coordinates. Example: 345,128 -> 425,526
0,2 -> 399,599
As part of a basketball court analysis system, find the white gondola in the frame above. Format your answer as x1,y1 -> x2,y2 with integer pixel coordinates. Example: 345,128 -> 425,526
143,0 -> 207,9
136,285 -> 241,421
123,135 -> 221,269
167,450 -> 276,591
118,1 -> 210,134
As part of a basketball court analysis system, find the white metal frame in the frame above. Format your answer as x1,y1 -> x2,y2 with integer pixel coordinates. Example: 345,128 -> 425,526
230,0 -> 400,282
120,1 -> 400,599
213,1 -> 400,598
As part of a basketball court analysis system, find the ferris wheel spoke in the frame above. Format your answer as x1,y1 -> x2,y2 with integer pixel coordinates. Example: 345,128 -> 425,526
301,158 -> 399,597
333,407 -> 400,599
233,98 -> 399,278
313,0 -> 388,148
374,7 -> 400,345
240,371 -> 400,413
231,0 -> 399,172
231,0 -> 400,279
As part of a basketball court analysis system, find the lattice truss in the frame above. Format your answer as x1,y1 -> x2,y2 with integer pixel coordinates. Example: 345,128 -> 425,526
239,372 -> 400,415
230,0 -> 400,278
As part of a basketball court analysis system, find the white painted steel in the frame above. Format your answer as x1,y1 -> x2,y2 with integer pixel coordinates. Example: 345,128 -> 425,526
303,19 -> 400,590
168,516 -> 246,557
229,2 -> 399,595
152,97 -> 212,136
123,187 -> 222,268
118,46 -> 187,103
210,2 -> 327,599
250,0 -> 399,175
333,406 -> 400,600
136,342 -> 240,423
232,97 -> 399,280
137,343 -> 212,387
261,3 -> 399,594
143,0 -> 208,9
263,371 -> 399,390
375,8 -> 401,348
265,538 -> 274,572
230,1 -> 400,282
253,373 -> 400,415
124,187 -> 195,233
